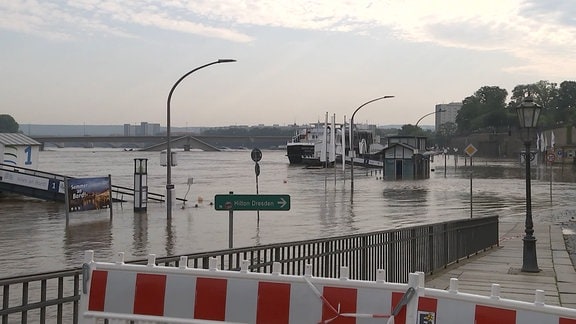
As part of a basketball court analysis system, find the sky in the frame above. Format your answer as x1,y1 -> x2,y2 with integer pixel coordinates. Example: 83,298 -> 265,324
1,0 -> 576,128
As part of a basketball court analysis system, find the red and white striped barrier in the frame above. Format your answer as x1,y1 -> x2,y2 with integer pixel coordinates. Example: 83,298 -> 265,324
80,251 -> 576,324
414,277 -> 576,324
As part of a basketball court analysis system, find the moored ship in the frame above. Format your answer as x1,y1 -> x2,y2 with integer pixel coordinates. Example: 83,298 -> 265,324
286,123 -> 326,165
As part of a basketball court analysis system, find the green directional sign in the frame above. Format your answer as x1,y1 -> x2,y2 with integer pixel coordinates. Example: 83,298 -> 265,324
214,194 -> 290,211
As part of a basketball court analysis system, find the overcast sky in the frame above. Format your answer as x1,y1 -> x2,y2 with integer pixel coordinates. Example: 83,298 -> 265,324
1,0 -> 575,127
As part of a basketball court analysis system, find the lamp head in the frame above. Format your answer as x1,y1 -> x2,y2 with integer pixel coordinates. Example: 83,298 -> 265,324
218,59 -> 237,63
516,94 -> 542,128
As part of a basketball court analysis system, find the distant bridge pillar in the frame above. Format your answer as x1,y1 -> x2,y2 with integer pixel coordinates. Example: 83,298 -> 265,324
134,158 -> 148,212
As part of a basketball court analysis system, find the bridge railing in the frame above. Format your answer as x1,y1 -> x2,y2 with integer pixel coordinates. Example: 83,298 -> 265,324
0,215 -> 498,324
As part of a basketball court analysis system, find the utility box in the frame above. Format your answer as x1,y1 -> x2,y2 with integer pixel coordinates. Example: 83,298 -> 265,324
134,158 -> 148,212
160,151 -> 178,167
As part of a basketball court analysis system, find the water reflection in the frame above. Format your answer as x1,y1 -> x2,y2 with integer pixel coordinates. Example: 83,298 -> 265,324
2,150 -> 576,279
132,212 -> 148,256
165,217 -> 175,256
64,217 -> 112,263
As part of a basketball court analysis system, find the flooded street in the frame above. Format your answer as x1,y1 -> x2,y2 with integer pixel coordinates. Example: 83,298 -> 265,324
1,149 -> 576,278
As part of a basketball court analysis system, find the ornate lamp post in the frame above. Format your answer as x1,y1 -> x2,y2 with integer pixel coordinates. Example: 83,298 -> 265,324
166,59 -> 236,219
350,95 -> 394,203
516,94 -> 542,272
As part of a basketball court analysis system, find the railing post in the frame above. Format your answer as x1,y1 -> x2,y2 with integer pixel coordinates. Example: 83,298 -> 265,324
361,236 -> 368,280
410,228 -> 417,273
387,232 -> 398,282
428,226 -> 434,274
323,241 -> 331,278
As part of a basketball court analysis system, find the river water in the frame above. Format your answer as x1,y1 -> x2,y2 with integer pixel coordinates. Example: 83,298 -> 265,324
1,149 -> 576,279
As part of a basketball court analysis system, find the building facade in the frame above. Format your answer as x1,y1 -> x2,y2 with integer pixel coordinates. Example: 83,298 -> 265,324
435,102 -> 462,130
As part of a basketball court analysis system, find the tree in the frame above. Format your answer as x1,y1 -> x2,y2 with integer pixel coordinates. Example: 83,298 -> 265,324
437,122 -> 457,148
0,114 -> 19,133
398,124 -> 423,136
509,80 -> 559,128
557,81 -> 576,125
456,86 -> 511,135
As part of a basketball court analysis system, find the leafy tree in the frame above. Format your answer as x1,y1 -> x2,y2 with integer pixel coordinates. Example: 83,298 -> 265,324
557,81 -> 576,125
456,86 -> 510,135
436,122 -> 457,148
509,80 -> 559,128
0,114 -> 19,133
398,124 -> 422,136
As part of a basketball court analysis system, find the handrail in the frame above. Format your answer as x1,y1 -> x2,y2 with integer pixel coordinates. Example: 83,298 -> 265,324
0,216 -> 498,324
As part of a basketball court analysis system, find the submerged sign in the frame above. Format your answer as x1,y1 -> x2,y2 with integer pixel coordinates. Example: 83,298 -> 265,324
67,177 -> 111,212
214,194 -> 290,211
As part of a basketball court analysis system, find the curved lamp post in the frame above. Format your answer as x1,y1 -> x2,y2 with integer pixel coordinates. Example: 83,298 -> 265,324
516,94 -> 542,272
350,95 -> 394,201
413,108 -> 445,150
415,109 -> 444,127
166,59 -> 236,218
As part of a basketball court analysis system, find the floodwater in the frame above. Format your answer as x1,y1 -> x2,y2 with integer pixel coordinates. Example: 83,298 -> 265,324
1,149 -> 576,279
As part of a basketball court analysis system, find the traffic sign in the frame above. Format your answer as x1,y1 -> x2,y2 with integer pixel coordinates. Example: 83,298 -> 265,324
547,153 -> 555,162
214,194 -> 290,211
464,144 -> 478,157
251,148 -> 262,162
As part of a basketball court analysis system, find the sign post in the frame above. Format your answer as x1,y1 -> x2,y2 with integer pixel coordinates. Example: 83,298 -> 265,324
215,194 -> 290,211
215,193 -> 290,248
464,144 -> 478,218
251,148 -> 262,224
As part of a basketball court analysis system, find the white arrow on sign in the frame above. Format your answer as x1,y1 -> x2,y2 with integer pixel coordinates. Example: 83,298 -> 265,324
278,198 -> 287,208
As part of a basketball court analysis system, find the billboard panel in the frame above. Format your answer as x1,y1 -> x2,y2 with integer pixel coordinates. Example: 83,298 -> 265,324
67,177 -> 111,212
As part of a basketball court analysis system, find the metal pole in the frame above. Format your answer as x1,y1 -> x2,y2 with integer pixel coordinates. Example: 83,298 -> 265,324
522,140 -> 540,272
166,59 -> 236,219
350,95 -> 394,203
229,191 -> 234,249
549,160 -> 553,205
469,171 -> 472,218
444,152 -> 447,178
255,163 -> 260,224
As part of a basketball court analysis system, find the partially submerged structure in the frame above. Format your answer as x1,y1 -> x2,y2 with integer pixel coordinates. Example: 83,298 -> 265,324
0,133 -> 41,169
381,135 -> 432,180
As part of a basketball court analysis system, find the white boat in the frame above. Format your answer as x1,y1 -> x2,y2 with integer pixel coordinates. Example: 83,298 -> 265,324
286,117 -> 383,168
286,123 -> 323,165
286,119 -> 339,166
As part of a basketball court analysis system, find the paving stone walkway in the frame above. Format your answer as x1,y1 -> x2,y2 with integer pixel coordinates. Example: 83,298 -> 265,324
425,222 -> 576,308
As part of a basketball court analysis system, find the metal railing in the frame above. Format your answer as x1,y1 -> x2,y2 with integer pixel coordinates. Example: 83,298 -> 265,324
0,216 -> 498,324
0,163 -> 186,203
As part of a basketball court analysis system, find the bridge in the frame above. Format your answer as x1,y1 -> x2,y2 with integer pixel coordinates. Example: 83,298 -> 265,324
30,135 -> 291,151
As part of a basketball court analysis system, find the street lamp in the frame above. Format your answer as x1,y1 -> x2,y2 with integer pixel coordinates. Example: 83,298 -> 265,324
516,94 -> 542,273
166,59 -> 236,219
415,109 -> 444,127
350,95 -> 394,201
413,109 -> 445,150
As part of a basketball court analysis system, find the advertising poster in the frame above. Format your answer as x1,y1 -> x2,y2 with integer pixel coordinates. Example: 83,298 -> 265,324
67,177 -> 111,212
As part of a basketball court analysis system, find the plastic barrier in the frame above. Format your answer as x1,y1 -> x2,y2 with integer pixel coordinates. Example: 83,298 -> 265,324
416,278 -> 576,324
80,250 -> 576,324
